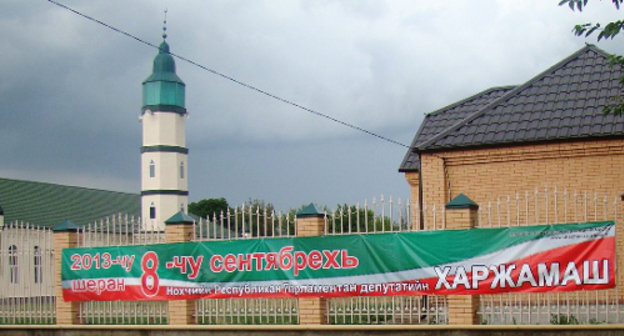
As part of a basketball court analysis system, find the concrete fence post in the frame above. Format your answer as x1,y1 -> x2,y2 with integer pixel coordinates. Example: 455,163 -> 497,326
164,211 -> 196,325
295,204 -> 327,325
444,194 -> 480,325
52,220 -> 80,325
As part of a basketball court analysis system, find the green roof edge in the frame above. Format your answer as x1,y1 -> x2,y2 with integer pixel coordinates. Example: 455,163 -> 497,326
446,194 -> 479,210
296,203 -> 323,218
53,220 -> 80,232
165,211 -> 195,225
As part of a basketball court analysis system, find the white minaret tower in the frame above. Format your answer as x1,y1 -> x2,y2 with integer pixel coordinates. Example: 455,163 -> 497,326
140,21 -> 188,230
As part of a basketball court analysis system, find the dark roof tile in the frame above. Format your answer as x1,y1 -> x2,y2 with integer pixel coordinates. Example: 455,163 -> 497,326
399,45 -> 624,163
399,85 -> 515,171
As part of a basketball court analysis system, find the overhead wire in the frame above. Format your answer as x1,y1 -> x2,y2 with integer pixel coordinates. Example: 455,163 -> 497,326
46,0 -> 410,148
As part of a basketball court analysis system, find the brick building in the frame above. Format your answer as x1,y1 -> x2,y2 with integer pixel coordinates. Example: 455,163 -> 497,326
400,44 -> 624,226
400,42 -> 624,306
399,44 -> 624,323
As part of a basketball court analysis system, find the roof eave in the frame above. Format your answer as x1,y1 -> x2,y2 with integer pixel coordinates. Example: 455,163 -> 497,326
420,133 -> 624,154
418,44 -> 611,151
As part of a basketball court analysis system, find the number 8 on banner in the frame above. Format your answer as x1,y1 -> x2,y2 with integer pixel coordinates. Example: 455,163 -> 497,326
141,251 -> 159,297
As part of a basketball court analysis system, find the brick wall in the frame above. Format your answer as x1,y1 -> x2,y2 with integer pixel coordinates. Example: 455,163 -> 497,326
414,139 -> 624,228
423,139 -> 624,206
54,231 -> 79,325
408,138 -> 624,322
295,215 -> 327,324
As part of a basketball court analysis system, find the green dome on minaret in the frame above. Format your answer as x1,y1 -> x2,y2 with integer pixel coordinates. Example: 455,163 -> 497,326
142,35 -> 186,114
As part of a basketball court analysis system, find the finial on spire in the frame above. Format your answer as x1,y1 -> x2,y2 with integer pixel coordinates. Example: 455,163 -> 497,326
162,9 -> 168,40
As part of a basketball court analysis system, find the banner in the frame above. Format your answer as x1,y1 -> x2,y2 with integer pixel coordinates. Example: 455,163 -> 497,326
62,221 -> 615,301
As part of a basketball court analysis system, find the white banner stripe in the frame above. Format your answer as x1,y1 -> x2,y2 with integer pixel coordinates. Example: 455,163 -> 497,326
63,224 -> 613,290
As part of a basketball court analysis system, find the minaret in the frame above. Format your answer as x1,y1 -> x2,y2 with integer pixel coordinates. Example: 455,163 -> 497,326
140,18 -> 188,230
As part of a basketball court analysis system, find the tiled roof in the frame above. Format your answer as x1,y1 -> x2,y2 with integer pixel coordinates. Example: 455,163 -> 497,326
0,177 -> 140,228
399,44 -> 624,172
399,86 -> 514,171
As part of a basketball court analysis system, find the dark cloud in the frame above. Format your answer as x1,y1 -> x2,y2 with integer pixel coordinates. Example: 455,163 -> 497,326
1,0 -> 622,210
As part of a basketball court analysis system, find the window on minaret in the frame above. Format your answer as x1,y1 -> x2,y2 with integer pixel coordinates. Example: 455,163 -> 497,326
150,203 -> 156,219
180,161 -> 185,179
149,160 -> 156,178
34,246 -> 42,284
9,245 -> 17,284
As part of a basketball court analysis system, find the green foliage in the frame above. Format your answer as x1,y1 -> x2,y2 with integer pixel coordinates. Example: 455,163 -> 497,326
188,197 -> 229,219
560,0 -> 624,115
0,317 -> 55,325
83,316 -> 166,325
329,311 -> 393,324
550,313 -> 580,325
572,20 -> 624,40
602,54 -> 624,116
589,317 -> 604,324
236,199 -> 280,237
331,204 -> 394,233
0,300 -> 56,325
198,314 -> 297,325
560,0 -> 624,40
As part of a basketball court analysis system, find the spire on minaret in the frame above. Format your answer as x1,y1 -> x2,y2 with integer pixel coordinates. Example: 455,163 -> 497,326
142,12 -> 185,115
162,9 -> 168,40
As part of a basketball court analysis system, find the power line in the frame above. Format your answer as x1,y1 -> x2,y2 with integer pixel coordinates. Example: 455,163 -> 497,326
46,0 -> 410,149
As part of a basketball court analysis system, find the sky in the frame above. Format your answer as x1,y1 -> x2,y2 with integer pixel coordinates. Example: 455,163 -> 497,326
1,1 -> 623,212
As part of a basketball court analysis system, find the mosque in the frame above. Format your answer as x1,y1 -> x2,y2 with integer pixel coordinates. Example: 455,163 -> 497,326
0,29 -> 192,299
0,32 -> 188,232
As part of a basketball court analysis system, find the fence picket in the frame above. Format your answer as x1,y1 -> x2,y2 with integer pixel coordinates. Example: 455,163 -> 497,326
0,188 -> 620,326
0,222 -> 55,324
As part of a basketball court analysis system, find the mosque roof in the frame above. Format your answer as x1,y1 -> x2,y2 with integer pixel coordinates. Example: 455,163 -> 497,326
0,177 -> 139,228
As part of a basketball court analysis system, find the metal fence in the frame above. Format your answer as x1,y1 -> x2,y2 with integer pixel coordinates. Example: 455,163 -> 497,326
325,196 -> 412,234
77,214 -> 168,325
473,188 -> 622,325
327,296 -> 447,325
193,206 -> 299,324
0,189 -> 619,326
193,204 -> 296,240
324,196 -> 448,325
0,221 -> 55,324
326,189 -> 623,325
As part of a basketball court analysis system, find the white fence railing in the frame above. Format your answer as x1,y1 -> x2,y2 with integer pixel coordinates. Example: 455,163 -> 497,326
326,190 -> 622,325
194,204 -> 296,240
191,198 -> 414,325
325,196 -> 411,234
328,296 -> 447,325
77,214 -> 168,325
193,208 -> 298,324
474,188 -> 622,325
325,197 -> 445,325
0,189 -> 619,326
0,221 -> 55,324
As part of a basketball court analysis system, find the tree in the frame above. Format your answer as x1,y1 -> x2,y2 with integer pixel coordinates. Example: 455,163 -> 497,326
560,0 -> 624,115
329,204 -> 397,233
188,197 -> 229,219
560,0 -> 624,40
235,198 -> 278,237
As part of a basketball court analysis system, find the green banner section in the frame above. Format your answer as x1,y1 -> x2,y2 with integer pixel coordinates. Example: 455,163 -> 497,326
62,221 -> 615,301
